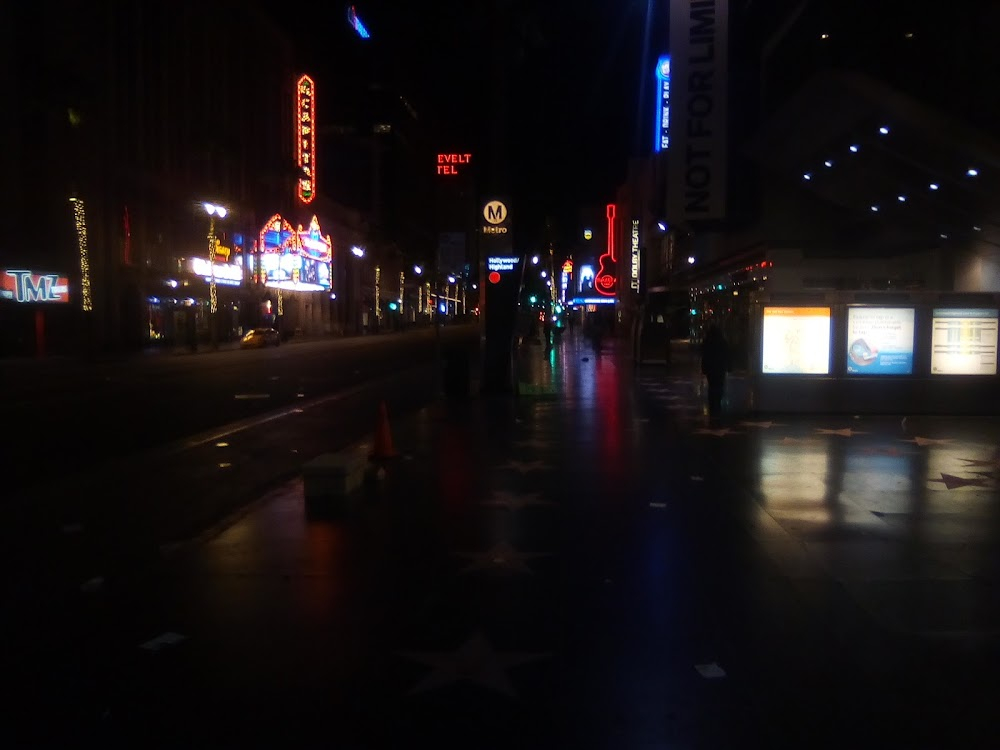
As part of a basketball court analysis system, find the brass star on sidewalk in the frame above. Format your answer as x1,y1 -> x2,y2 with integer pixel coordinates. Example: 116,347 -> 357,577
693,428 -> 742,437
458,541 -> 549,575
904,437 -> 954,447
959,456 -> 1000,467
739,421 -> 786,429
816,428 -> 869,437
928,473 -> 990,490
481,490 -> 555,511
499,460 -> 549,474
400,632 -> 548,698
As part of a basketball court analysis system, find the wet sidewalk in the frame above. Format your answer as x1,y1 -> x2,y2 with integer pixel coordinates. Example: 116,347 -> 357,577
23,333 -> 1000,748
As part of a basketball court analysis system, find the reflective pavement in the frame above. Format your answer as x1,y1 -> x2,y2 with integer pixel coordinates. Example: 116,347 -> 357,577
21,333 -> 999,748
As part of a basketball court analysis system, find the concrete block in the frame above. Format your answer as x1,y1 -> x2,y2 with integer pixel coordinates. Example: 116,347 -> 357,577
302,452 -> 366,499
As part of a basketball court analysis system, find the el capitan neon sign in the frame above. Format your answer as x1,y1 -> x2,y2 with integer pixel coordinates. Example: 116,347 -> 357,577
296,75 -> 316,204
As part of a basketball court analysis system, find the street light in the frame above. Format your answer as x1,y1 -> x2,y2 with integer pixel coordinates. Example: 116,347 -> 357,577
202,201 -> 228,348
448,275 -> 456,283
687,256 -> 696,264
531,255 -> 539,265
413,265 -> 423,275
540,270 -> 547,278
351,245 -> 365,258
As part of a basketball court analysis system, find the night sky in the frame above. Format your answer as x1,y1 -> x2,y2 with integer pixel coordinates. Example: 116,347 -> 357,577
261,0 -> 662,245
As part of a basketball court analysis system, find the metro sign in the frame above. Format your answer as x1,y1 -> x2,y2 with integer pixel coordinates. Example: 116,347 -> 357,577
1,269 -> 70,303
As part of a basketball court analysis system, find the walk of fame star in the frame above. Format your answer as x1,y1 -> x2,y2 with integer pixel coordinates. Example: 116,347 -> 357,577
399,632 -> 549,697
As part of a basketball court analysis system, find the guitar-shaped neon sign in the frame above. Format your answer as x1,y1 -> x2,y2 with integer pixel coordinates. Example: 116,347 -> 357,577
594,203 -> 617,296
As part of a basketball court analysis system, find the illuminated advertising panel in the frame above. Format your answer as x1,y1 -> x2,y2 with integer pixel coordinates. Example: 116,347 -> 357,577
189,257 -> 243,287
846,307 -> 915,375
258,214 -> 332,292
296,75 -> 316,204
761,306 -> 831,374
931,308 -> 999,375
1,269 -> 70,303
654,55 -> 670,152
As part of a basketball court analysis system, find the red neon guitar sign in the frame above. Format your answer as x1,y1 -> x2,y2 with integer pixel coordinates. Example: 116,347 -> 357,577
595,203 -> 617,296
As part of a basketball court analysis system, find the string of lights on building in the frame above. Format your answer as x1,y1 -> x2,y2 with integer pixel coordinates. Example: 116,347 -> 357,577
70,197 -> 93,312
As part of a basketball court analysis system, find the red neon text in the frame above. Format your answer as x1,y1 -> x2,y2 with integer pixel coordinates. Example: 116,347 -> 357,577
436,153 -> 472,175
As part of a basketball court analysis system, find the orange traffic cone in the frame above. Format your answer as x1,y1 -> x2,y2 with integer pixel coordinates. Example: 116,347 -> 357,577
369,400 -> 398,460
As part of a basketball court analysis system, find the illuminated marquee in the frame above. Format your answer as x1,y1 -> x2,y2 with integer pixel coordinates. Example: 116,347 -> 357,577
296,75 -> 316,204
189,257 -> 242,286
594,204 -> 617,297
1,269 -> 70,303
258,214 -> 332,292
654,55 -> 670,152
436,153 -> 472,176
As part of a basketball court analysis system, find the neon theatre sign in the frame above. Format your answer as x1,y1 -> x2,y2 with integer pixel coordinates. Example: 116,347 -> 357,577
436,153 -> 472,176
630,219 -> 640,292
1,269 -> 70,303
296,74 -> 316,204
654,55 -> 670,152
594,204 -> 617,297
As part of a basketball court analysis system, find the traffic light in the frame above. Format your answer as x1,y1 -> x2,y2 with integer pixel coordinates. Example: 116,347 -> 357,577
529,295 -> 537,304
388,301 -> 398,311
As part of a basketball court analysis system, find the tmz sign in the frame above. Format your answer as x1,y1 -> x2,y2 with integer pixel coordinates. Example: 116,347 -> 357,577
1,269 -> 70,303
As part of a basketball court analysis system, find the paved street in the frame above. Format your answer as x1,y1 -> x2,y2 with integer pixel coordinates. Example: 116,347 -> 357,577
4,332 -> 997,748
1,326 -> 475,493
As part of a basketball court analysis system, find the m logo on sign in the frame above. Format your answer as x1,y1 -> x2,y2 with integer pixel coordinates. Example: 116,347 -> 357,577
483,201 -> 507,225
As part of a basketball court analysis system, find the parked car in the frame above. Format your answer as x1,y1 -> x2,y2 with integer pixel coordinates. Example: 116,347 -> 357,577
241,327 -> 280,349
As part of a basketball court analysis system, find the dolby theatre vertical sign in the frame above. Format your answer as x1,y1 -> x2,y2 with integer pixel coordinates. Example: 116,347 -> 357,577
667,0 -> 728,222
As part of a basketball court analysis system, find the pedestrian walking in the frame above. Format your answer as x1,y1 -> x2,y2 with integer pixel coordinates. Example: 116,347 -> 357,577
701,324 -> 729,421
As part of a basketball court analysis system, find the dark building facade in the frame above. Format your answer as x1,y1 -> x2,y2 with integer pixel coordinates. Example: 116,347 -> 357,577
614,0 -> 1000,367
1,0 -> 298,355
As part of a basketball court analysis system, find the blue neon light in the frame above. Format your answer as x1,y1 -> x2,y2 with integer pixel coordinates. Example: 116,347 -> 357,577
348,6 -> 371,39
653,55 -> 670,153
571,296 -> 617,306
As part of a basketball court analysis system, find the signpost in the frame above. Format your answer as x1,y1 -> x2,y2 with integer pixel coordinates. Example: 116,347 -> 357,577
479,198 -> 522,394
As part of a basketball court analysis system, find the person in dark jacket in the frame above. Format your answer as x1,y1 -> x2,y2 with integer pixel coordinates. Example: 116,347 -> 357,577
701,324 -> 729,419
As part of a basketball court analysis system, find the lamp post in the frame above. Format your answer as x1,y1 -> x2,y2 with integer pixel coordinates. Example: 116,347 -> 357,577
350,245 -> 365,335
203,202 -> 228,349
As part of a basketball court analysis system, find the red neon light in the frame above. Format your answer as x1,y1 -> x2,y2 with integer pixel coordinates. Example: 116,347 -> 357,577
296,75 -> 316,204
488,271 -> 501,284
436,153 -> 472,176
595,203 -> 617,296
